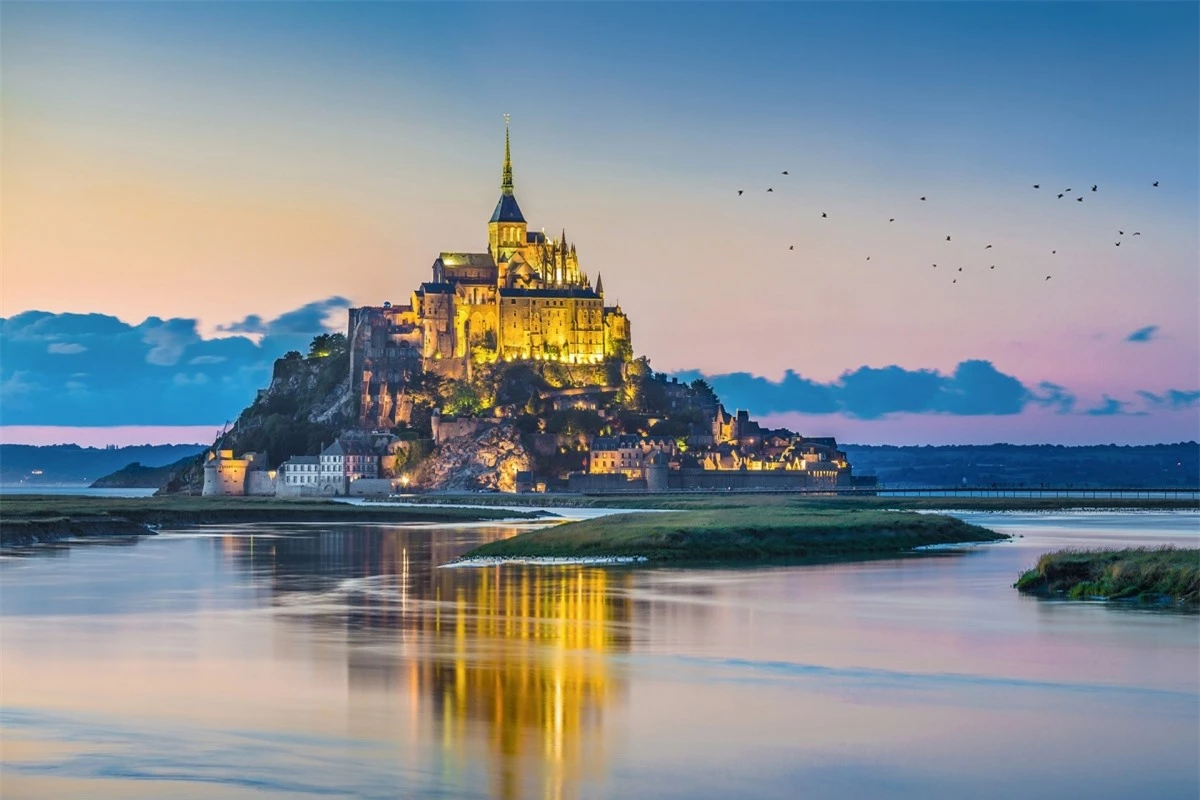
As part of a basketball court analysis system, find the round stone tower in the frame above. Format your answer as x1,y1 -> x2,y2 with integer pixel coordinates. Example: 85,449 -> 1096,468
645,452 -> 669,493
201,451 -> 220,496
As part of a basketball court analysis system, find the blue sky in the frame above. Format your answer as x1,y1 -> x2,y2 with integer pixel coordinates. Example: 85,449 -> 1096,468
2,2 -> 1197,444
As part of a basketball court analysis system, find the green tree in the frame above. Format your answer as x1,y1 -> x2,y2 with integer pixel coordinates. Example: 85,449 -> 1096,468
442,380 -> 485,416
308,332 -> 347,358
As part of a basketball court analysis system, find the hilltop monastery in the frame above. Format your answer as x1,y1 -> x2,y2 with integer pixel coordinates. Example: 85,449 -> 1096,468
349,121 -> 631,428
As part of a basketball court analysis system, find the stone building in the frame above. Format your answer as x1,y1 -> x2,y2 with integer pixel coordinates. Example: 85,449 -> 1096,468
589,435 -> 676,480
314,439 -> 382,496
280,455 -> 320,491
201,449 -> 275,496
713,406 -> 763,448
350,118 -> 633,428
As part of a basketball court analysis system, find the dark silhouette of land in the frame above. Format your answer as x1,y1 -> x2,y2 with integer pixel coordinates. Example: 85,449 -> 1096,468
841,442 -> 1198,489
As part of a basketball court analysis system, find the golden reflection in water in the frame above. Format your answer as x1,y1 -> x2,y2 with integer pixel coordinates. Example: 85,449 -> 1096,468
224,525 -> 634,800
428,565 -> 632,800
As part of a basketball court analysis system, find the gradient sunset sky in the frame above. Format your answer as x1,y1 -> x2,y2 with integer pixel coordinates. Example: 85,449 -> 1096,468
3,2 -> 1197,445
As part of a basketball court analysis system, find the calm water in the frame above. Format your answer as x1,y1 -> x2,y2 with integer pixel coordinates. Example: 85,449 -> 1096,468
1,512 -> 1197,799
0,486 -> 158,498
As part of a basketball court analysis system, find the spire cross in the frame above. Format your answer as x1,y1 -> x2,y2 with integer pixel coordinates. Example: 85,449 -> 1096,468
501,114 -> 514,195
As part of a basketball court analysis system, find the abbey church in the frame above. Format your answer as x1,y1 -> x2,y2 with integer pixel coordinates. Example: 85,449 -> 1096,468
349,120 -> 632,427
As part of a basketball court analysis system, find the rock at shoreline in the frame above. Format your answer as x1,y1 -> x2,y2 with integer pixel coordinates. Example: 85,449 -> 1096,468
413,421 -> 535,493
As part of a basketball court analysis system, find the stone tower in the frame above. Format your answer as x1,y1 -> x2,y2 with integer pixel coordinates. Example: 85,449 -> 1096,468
487,115 -> 528,262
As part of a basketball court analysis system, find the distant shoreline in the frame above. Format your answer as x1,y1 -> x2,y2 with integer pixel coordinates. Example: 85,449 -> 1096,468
376,492 -> 1199,513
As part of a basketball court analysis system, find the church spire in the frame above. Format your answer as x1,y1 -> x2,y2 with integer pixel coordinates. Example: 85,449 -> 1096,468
489,113 -> 525,225
501,114 -> 514,196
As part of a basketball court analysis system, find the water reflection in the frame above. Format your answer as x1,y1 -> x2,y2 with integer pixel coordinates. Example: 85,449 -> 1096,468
2,516 -> 1196,800
217,525 -> 635,800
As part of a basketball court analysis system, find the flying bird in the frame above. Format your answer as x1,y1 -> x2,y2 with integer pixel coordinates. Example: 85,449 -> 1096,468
1076,197 -> 1083,202
1091,185 -> 1098,192
946,235 -> 951,241
952,279 -> 957,284
789,245 -> 794,250
737,190 -> 743,196
1033,184 -> 1040,189
1118,231 -> 1124,236
1153,181 -> 1159,187
866,256 -> 871,261
889,218 -> 895,222
1051,250 -> 1057,254
1133,232 -> 1142,236
920,196 -> 927,201
782,170 -> 789,175
932,263 -> 937,268
985,244 -> 993,249
1065,188 -> 1072,193
958,267 -> 963,272
821,212 -> 827,218
1045,276 -> 1052,281
1057,193 -> 1064,199
1115,241 -> 1121,246
990,265 -> 995,270
767,188 -> 774,192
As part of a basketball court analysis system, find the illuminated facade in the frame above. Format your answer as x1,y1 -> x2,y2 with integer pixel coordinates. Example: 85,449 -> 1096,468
201,449 -> 276,496
350,119 -> 633,426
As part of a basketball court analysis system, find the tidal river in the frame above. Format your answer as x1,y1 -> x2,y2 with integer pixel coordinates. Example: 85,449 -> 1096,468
1,511 -> 1196,799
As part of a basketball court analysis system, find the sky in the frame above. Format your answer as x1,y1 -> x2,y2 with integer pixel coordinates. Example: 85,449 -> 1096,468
2,2 -> 1197,446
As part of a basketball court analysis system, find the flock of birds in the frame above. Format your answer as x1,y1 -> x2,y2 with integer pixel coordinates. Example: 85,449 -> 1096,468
736,174 -> 1161,284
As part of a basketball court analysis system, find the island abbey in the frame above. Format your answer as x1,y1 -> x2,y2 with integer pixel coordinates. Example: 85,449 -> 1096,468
349,121 -> 632,427
192,121 -> 872,496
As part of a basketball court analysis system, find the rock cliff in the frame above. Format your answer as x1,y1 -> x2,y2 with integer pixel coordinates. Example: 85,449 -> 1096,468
157,353 -> 350,495
412,421 -> 535,493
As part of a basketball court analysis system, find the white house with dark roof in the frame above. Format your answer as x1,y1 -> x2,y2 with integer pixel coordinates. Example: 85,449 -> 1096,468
280,455 -> 320,490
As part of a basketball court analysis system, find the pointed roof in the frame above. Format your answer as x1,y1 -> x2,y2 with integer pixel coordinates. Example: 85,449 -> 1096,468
501,114 -> 514,196
489,114 -> 527,223
595,272 -> 604,296
490,194 -> 525,223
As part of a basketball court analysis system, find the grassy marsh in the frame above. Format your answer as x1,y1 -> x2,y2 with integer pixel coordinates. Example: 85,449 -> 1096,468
463,506 -> 1007,564
1015,547 -> 1199,607
0,495 -> 536,546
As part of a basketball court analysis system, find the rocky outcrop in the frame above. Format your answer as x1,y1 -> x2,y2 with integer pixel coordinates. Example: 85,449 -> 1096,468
413,421 -> 534,493
157,353 -> 350,495
91,456 -> 196,489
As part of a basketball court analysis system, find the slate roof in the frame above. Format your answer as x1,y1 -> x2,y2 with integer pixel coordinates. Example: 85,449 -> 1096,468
489,193 -> 526,223
499,287 -> 601,300
590,435 -> 642,452
439,252 -> 496,268
283,455 -> 319,467
416,282 -> 455,295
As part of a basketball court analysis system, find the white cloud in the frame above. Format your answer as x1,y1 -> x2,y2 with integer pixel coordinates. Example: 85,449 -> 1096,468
48,342 -> 88,354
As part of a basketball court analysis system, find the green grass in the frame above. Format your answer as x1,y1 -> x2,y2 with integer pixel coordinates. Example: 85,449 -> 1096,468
463,507 -> 1006,564
0,495 -> 537,545
1015,547 -> 1200,606
392,492 -> 1197,513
